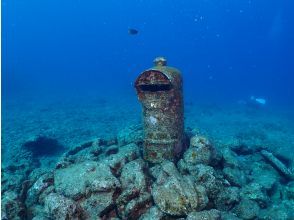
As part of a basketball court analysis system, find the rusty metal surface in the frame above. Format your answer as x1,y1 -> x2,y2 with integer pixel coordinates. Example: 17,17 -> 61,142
135,58 -> 185,163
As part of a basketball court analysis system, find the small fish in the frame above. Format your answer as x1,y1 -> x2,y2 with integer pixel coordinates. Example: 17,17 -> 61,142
128,28 -> 139,35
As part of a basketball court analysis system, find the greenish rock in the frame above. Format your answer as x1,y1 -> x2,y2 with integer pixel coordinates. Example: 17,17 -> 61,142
103,143 -> 140,176
215,187 -> 240,211
1,190 -> 25,220
183,145 -> 212,166
187,209 -> 221,220
192,164 -> 223,199
221,212 -> 242,220
261,150 -> 294,180
233,198 -> 260,220
32,216 -> 50,220
2,165 -> 30,196
105,145 -> 119,156
139,206 -> 165,220
117,192 -> 152,219
120,159 -> 147,192
28,204 -> 47,220
223,167 -> 247,187
250,161 -> 279,190
151,161 -> 208,216
44,193 -> 83,220
117,159 -> 152,219
149,164 -> 163,179
177,159 -> 189,175
241,183 -> 269,208
26,173 -> 54,208
184,135 -> 219,166
190,135 -> 211,148
54,161 -> 120,200
285,181 -> 294,200
38,186 -> 55,205
222,148 -> 240,168
258,200 -> 294,220
80,192 -> 115,219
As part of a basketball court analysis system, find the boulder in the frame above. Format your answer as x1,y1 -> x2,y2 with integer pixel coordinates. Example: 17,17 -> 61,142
117,159 -> 152,219
103,143 -> 140,176
250,162 -> 279,191
139,206 -> 165,220
80,193 -> 116,219
26,173 -> 54,207
152,161 -> 208,216
215,187 -> 240,211
233,199 -> 260,220
258,200 -> 294,220
223,167 -> 247,187
222,148 -> 240,168
117,192 -> 152,219
187,209 -> 221,220
54,161 -> 120,200
1,191 -> 25,220
193,164 -> 223,199
120,159 -> 147,192
44,193 -> 83,220
184,135 -> 217,166
241,183 -> 269,208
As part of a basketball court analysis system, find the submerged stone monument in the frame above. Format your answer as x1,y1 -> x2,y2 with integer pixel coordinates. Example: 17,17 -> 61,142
135,57 -> 185,163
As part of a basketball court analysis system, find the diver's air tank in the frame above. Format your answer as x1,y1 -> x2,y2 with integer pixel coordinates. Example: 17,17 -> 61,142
135,57 -> 185,163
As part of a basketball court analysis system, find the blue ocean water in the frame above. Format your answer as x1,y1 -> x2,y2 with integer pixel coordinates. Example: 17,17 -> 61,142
2,1 -> 294,219
3,0 -> 294,104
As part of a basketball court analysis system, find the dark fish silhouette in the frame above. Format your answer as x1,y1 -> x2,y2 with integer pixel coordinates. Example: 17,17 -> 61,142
128,28 -> 139,35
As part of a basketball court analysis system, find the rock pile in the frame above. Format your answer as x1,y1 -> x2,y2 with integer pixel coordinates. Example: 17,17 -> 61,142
2,125 -> 294,219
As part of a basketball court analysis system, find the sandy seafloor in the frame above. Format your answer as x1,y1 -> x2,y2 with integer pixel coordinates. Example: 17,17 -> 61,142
3,93 -> 294,168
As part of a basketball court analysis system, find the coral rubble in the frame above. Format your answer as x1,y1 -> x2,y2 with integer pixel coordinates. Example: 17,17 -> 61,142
2,126 -> 294,220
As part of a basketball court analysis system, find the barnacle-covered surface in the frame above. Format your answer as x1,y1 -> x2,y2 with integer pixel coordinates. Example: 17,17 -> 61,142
135,60 -> 185,163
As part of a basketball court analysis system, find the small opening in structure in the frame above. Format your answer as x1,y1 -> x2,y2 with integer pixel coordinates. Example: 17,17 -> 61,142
139,84 -> 171,92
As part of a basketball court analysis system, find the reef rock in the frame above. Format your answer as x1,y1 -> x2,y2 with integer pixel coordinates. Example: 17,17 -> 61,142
79,193 -> 117,219
241,183 -> 269,208
215,187 -> 240,211
233,198 -> 260,220
26,172 -> 54,208
285,181 -> 294,200
44,193 -> 82,220
184,135 -> 217,166
103,143 -> 140,176
139,206 -> 165,220
1,190 -> 25,220
54,161 -> 120,200
117,192 -> 152,219
223,167 -> 247,187
192,164 -> 223,199
190,135 -> 210,148
261,150 -> 294,180
222,148 -> 240,168
187,209 -> 221,220
120,159 -> 147,192
259,200 -> 294,220
249,161 -> 279,191
151,161 -> 208,216
117,159 -> 152,219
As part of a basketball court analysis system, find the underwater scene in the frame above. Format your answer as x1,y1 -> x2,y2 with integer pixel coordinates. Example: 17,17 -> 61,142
2,0 -> 294,219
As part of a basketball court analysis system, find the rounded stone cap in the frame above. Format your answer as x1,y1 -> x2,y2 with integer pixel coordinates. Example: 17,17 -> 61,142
153,57 -> 167,66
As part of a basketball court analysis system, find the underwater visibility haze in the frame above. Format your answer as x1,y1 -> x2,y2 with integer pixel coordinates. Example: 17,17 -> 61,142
2,0 -> 294,219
